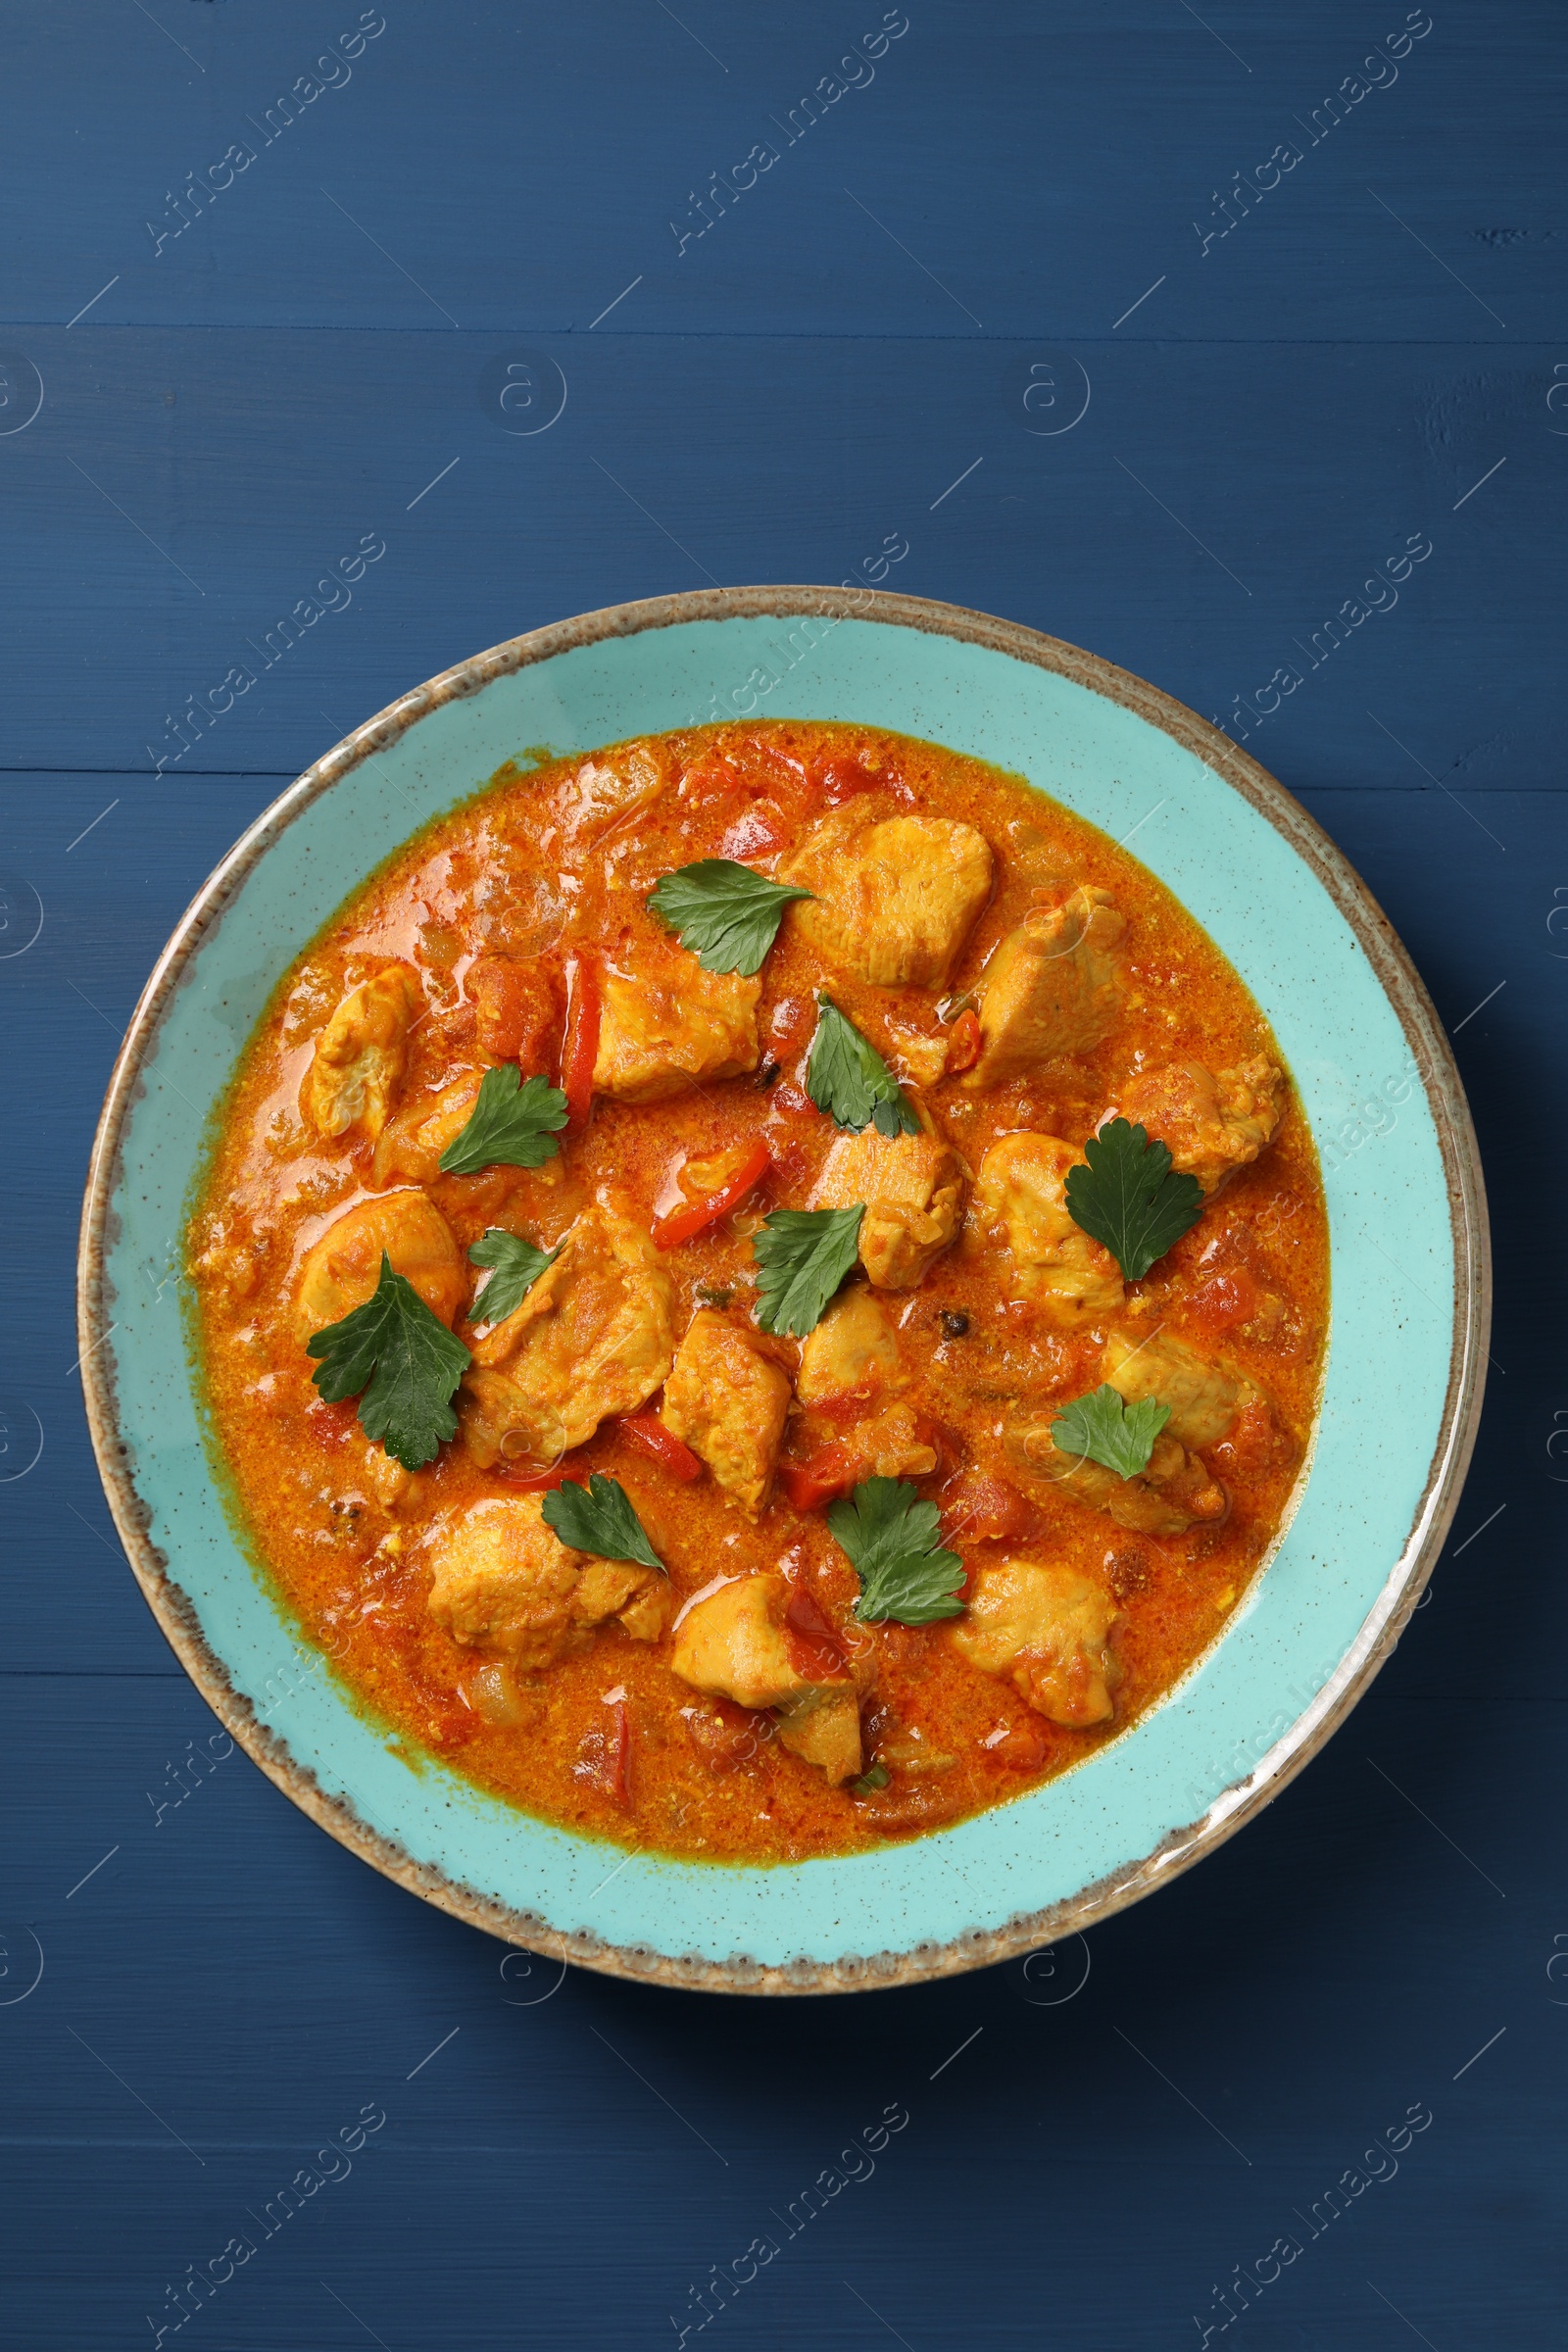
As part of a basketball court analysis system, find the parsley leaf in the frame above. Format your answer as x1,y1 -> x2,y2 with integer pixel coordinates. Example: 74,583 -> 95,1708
542,1471 -> 664,1573
306,1252 -> 471,1471
438,1065 -> 568,1176
828,1476 -> 966,1626
1051,1383 -> 1171,1480
806,997 -> 920,1138
751,1204 -> 863,1337
1063,1115 -> 1205,1281
466,1228 -> 559,1326
647,858 -> 813,976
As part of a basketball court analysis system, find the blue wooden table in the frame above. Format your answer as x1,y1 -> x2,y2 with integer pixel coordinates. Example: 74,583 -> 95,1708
3,5 -> 1563,2345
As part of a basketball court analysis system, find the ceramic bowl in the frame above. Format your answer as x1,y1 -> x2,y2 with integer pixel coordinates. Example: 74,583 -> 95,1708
78,589 -> 1489,1994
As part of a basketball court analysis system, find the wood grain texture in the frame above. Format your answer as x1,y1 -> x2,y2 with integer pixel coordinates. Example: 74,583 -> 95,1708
0,1 -> 1563,2343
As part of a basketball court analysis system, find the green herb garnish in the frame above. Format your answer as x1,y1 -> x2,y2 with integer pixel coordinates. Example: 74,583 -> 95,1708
438,1066 -> 568,1176
828,1476 -> 966,1626
306,1252 -> 471,1471
466,1229 -> 560,1326
647,858 -> 812,976
542,1471 -> 664,1573
851,1762 -> 891,1795
806,997 -> 919,1138
1051,1383 -> 1171,1480
1063,1116 -> 1204,1281
751,1204 -> 863,1337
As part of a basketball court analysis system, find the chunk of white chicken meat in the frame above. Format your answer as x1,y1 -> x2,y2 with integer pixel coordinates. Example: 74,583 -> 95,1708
670,1573 -> 862,1785
795,1287 -> 906,1406
294,1191 -> 466,1343
661,1309 -> 792,1513
964,887 -> 1125,1090
459,1196 -> 674,1471
782,805 -> 994,989
1103,1327 -> 1255,1449
847,1401 -> 938,1480
593,948 -> 760,1104
812,1120 -> 965,1291
301,964 -> 419,1144
1117,1055 -> 1285,1197
793,1293 -> 935,1481
951,1559 -> 1121,1727
973,1132 -> 1124,1327
1005,1417 -> 1226,1538
370,1073 -> 481,1188
425,1494 -> 668,1671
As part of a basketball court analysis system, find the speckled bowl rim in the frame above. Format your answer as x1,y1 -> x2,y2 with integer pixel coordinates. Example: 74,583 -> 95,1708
77,586 -> 1490,1995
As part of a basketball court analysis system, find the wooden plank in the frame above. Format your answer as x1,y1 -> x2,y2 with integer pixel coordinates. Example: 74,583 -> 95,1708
0,330 -> 1553,784
3,5 -> 1557,339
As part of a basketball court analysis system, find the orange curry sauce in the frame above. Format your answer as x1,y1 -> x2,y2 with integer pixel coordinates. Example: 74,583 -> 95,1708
189,723 -> 1328,1861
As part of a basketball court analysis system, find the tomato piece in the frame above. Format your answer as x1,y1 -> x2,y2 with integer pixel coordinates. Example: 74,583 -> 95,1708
1185,1266 -> 1264,1337
617,1411 -> 703,1482
985,1717 -> 1053,1773
765,994 -> 818,1057
769,1081 -> 823,1120
784,1583 -> 851,1679
944,1007 -> 982,1075
652,1138 -> 771,1250
1207,1396 -> 1276,1483
718,804 -> 792,859
560,955 -> 601,1136
778,1446 -> 858,1513
815,754 -> 914,808
682,1697 -> 761,1775
468,954 -> 562,1070
940,1470 -> 1036,1553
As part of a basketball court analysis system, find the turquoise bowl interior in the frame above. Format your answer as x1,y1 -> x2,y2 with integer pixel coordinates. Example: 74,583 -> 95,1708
78,590 -> 1488,1994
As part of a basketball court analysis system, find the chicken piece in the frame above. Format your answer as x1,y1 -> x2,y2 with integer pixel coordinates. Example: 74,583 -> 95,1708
459,1196 -> 674,1471
965,887 -> 1125,1090
782,805 -> 994,988
661,1309 -> 792,1513
973,1132 -> 1124,1327
468,955 -> 562,1069
593,948 -> 761,1104
301,964 -> 419,1144
775,1688 -> 863,1783
952,1559 -> 1120,1728
795,1287 -> 906,1406
852,1401 -> 938,1480
370,1074 -> 481,1188
1006,1420 -> 1226,1539
1103,1328 -> 1253,1449
294,1191 -> 466,1343
812,1122 -> 964,1291
425,1494 -> 668,1671
670,1574 -> 861,1785
1117,1055 -> 1285,1197
362,1443 -> 416,1512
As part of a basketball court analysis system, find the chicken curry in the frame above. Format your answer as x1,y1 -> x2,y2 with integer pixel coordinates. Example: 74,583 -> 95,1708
190,721 -> 1328,1861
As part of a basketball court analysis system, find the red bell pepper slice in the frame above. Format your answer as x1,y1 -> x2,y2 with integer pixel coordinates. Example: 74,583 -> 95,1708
944,1007 -> 982,1075
617,1412 -> 703,1483
652,1138 -> 771,1250
561,955 -> 601,1137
